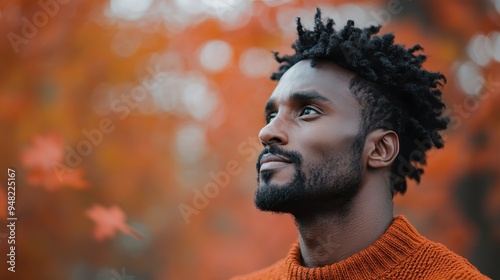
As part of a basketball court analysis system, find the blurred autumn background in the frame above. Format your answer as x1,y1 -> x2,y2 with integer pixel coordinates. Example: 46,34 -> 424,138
0,0 -> 499,279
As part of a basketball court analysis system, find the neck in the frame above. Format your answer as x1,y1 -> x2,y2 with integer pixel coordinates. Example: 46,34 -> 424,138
295,178 -> 393,268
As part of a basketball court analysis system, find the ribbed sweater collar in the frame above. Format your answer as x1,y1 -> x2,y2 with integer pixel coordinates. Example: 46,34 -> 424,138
283,215 -> 426,279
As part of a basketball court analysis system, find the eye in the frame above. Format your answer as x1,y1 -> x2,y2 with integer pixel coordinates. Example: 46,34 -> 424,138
299,107 -> 320,117
266,112 -> 277,123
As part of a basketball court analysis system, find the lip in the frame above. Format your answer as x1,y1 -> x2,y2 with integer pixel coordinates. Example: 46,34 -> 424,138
259,154 -> 292,172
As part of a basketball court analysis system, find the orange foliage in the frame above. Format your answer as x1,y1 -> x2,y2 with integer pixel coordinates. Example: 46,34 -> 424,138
0,0 -> 499,279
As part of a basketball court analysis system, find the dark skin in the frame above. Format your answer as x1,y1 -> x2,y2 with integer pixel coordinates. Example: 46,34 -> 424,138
258,60 -> 400,267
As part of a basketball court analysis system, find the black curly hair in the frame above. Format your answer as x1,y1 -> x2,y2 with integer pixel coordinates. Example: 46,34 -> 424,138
271,8 -> 449,195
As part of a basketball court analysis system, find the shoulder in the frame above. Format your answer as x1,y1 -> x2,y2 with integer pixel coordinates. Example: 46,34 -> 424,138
426,242 -> 489,279
391,239 -> 490,280
229,258 -> 286,280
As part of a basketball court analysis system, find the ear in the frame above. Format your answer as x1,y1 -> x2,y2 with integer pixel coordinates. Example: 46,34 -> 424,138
364,129 -> 399,169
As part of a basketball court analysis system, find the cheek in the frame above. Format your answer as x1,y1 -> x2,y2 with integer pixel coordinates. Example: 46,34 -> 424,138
295,138 -> 345,169
296,120 -> 360,160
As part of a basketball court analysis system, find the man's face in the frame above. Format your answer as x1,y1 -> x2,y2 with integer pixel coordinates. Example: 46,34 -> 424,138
255,60 -> 365,215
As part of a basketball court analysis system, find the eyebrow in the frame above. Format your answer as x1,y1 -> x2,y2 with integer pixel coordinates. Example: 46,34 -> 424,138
264,90 -> 332,113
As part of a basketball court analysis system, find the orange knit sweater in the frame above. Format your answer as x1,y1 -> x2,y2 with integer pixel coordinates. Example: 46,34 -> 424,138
231,215 -> 489,280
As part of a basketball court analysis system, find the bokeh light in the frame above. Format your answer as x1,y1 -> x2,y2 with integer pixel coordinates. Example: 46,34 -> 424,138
109,0 -> 153,20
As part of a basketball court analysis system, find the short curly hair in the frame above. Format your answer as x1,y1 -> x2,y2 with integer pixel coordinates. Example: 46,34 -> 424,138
271,8 -> 449,195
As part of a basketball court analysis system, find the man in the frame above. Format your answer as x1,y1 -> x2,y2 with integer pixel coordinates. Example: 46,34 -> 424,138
232,9 -> 489,280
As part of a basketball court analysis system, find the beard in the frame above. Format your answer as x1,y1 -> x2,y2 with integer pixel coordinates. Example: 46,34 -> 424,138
254,133 -> 365,216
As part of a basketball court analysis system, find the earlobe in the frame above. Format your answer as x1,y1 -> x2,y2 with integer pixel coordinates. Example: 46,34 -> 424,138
366,129 -> 399,169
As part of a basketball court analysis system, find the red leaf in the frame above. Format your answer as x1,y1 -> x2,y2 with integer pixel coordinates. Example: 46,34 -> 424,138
86,204 -> 144,241
20,132 -> 88,191
21,132 -> 63,169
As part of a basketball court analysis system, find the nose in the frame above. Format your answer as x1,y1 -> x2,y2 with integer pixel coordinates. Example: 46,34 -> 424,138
258,116 -> 289,147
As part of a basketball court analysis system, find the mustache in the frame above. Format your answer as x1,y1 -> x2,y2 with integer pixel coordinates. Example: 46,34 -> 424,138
256,145 -> 303,172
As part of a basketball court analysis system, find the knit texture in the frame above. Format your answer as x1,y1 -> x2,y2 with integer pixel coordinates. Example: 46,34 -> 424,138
231,215 -> 490,280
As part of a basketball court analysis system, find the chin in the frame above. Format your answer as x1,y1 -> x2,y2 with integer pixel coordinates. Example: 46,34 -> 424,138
254,183 -> 306,214
258,169 -> 295,186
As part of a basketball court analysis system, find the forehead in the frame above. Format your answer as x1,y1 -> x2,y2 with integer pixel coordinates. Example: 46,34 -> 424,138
269,60 -> 359,109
